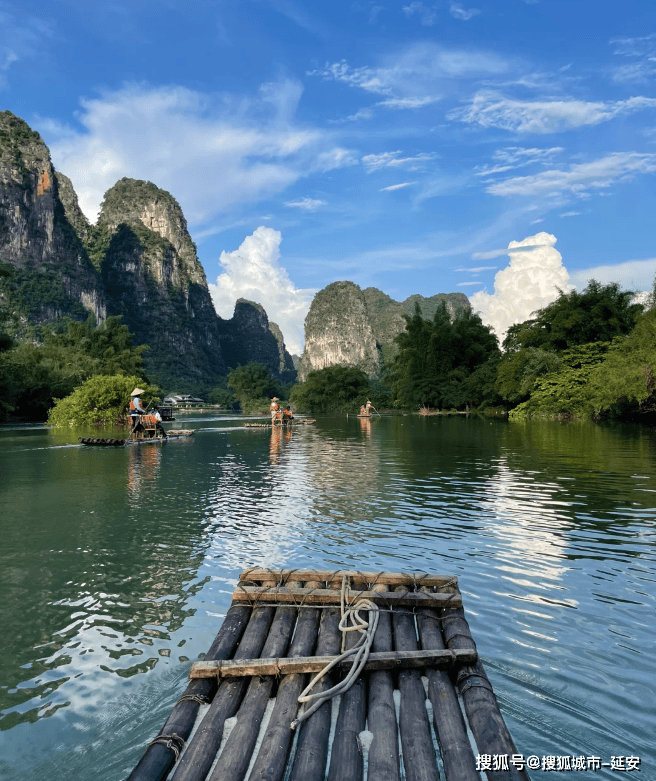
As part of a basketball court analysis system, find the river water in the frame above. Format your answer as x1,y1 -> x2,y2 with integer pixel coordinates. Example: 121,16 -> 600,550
0,413 -> 654,780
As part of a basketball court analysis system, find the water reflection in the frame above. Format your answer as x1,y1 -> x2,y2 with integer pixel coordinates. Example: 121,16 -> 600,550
0,415 -> 655,781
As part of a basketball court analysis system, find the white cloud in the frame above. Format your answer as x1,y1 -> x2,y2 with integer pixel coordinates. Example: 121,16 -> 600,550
559,210 -> 581,217
469,232 -> 571,342
208,227 -> 316,355
43,81 -> 351,223
487,152 -> 656,198
402,2 -> 438,26
449,92 -> 656,133
449,3 -> 480,21
284,197 -> 326,210
0,8 -> 53,89
362,150 -> 436,172
379,182 -> 417,191
376,96 -> 438,109
611,34 -> 656,84
475,146 -> 564,176
569,258 -> 656,294
457,281 -> 484,286
456,265 -> 498,272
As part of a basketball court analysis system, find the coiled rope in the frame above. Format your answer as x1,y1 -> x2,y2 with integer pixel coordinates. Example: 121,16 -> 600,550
291,576 -> 379,730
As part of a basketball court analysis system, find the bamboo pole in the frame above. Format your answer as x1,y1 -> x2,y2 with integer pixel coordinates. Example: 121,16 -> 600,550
288,606 -> 342,781
239,569 -> 457,588
169,604 -> 276,781
232,585 -> 460,608
207,593 -> 299,781
190,649 -> 476,678
367,582 -> 400,781
245,580 -> 323,781
416,591 -> 479,781
326,608 -> 367,781
440,588 -> 530,781
127,603 -> 251,781
393,587 -> 440,781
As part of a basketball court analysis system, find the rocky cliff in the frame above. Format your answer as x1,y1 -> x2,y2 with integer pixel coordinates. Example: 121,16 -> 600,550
298,282 -> 471,380
218,299 -> 295,381
0,112 -> 295,389
298,281 -> 380,381
0,111 -> 106,323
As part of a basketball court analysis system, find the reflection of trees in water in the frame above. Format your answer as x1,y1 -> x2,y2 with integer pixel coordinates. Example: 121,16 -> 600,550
0,439 -> 212,730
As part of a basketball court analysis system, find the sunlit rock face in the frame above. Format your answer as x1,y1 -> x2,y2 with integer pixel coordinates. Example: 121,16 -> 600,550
0,110 -> 106,322
470,232 -> 572,345
298,281 -> 380,381
298,281 -> 472,380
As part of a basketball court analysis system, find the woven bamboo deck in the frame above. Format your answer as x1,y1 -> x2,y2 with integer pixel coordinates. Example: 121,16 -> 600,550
127,569 -> 529,781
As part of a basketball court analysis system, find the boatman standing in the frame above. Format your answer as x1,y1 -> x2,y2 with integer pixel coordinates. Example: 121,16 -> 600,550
129,388 -> 146,430
270,396 -> 280,424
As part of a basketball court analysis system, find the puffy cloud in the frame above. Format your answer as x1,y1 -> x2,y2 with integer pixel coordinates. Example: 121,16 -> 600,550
469,232 -> 571,342
487,152 -> 656,198
208,227 -> 316,354
449,92 -> 656,133
43,81 -> 352,223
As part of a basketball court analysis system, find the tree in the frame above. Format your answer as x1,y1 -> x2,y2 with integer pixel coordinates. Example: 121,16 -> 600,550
48,374 -> 159,427
505,280 -> 641,352
227,362 -> 278,408
291,365 -> 370,413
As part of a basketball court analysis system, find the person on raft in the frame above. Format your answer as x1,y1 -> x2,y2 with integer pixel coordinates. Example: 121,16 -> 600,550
130,388 -> 147,431
270,396 -> 281,424
359,400 -> 374,416
282,405 -> 294,423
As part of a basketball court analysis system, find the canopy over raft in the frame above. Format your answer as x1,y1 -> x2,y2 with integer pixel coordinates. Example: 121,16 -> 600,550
127,569 -> 530,781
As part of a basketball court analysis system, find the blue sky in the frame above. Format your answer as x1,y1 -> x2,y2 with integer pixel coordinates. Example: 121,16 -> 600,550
2,0 -> 656,350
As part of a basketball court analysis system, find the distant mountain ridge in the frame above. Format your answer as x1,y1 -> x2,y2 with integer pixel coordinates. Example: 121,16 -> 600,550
0,111 -> 294,390
298,281 -> 470,381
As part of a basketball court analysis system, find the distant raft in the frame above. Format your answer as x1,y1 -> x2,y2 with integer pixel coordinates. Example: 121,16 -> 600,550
78,430 -> 195,446
127,568 -> 529,781
244,419 -> 316,428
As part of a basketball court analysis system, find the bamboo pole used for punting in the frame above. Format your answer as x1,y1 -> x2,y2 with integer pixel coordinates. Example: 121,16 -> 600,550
169,604 -> 277,781
127,603 -> 252,781
416,589 -> 480,781
392,587 -> 440,781
233,585 -> 461,608
367,582 -> 400,781
440,588 -> 531,781
240,569 -> 457,588
326,610 -> 367,781
289,607 -> 342,781
246,580 -> 322,781
206,593 -> 300,781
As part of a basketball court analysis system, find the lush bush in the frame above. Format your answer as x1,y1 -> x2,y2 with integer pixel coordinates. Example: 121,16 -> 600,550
48,375 -> 159,427
227,362 -> 278,405
291,365 -> 371,413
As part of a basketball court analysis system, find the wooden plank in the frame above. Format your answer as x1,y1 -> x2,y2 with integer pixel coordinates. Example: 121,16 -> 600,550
246,580 -> 322,781
416,595 -> 479,781
169,605 -> 276,781
288,607 -> 342,781
393,588 -> 440,781
232,585 -> 461,608
190,648 -> 476,678
367,582 -> 400,781
127,603 -> 251,781
441,589 -> 530,781
239,569 -> 458,588
206,600 -> 298,781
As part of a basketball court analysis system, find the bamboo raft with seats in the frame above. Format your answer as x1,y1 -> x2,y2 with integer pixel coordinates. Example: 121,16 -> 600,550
78,430 -> 194,446
127,569 -> 529,781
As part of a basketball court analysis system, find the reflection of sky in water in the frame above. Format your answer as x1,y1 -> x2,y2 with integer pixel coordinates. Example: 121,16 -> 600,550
1,416 -> 655,780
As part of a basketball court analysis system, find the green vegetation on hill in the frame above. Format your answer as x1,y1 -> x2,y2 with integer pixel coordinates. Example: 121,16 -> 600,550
291,365 -> 372,413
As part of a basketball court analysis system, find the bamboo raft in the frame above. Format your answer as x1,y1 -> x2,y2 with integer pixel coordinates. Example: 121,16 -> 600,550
128,569 -> 529,781
244,419 -> 316,428
78,430 -> 194,446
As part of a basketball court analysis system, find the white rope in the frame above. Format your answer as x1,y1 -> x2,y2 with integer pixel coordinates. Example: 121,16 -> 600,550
291,576 -> 380,730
